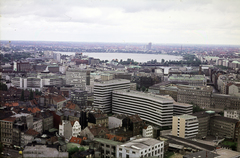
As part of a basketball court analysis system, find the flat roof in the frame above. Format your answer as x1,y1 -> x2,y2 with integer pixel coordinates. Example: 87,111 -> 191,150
94,79 -> 130,86
113,90 -> 174,104
175,114 -> 197,119
120,138 -> 163,150
93,138 -> 123,146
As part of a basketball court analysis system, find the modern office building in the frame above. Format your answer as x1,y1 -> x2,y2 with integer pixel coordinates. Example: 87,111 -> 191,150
112,90 -> 173,127
173,102 -> 193,116
172,114 -> 199,139
93,79 -> 130,113
117,138 -> 164,158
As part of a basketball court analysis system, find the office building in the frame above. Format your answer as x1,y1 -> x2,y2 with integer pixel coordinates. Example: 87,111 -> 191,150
172,114 -> 198,139
168,74 -> 207,86
66,68 -> 88,91
93,79 -> 130,113
112,90 -> 173,127
117,138 -> 164,158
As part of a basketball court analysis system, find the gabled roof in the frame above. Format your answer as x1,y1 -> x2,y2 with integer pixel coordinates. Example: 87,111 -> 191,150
128,114 -> 142,123
27,107 -> 41,114
88,124 -> 109,136
25,129 -> 39,136
52,95 -> 66,103
2,117 -> 16,122
4,102 -> 19,107
65,101 -> 77,110
69,137 -> 82,144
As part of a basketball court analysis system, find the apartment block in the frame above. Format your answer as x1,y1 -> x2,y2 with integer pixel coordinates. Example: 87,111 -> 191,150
168,74 -> 207,86
172,114 -> 198,139
66,68 -> 88,91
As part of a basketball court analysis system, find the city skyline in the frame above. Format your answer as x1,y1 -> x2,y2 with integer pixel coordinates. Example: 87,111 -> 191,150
1,0 -> 240,45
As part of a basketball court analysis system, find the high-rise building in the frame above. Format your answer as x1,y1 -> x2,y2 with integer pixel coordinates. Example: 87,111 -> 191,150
93,79 -> 130,113
146,42 -> 152,50
172,114 -> 198,139
112,90 -> 173,127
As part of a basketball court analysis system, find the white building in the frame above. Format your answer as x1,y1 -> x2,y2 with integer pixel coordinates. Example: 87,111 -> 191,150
117,138 -> 164,158
94,79 -> 130,113
112,90 -> 173,127
59,120 -> 72,140
224,110 -> 240,120
108,114 -> 127,129
71,121 -> 81,137
142,125 -> 153,138
229,84 -> 240,97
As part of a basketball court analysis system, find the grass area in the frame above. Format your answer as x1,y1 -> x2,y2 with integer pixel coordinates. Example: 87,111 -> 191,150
222,141 -> 237,151
164,151 -> 174,158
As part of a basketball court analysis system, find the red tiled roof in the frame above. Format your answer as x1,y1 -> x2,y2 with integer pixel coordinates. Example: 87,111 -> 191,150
88,124 -> 109,136
106,134 -> 126,142
69,137 -> 82,144
25,129 -> 39,136
4,102 -> 19,107
3,117 -> 16,122
65,101 -> 77,110
52,95 -> 66,103
27,107 -> 41,113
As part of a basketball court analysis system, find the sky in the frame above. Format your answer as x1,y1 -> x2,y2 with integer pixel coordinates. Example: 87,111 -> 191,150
1,0 -> 240,45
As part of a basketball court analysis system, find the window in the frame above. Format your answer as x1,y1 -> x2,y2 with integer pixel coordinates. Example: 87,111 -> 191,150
132,151 -> 135,154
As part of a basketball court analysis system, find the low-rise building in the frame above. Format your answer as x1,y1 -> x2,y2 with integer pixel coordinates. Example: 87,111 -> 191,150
23,145 -> 68,157
117,138 -> 164,158
142,125 -> 153,138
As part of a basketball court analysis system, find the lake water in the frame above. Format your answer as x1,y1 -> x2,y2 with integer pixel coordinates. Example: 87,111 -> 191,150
55,52 -> 182,63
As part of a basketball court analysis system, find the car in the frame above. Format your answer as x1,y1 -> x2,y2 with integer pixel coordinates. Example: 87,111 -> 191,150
6,153 -> 10,156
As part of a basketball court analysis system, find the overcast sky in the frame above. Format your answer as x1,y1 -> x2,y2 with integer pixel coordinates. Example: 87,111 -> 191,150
1,0 -> 240,45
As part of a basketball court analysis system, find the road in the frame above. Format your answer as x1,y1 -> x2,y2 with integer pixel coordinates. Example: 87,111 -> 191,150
2,148 -> 22,158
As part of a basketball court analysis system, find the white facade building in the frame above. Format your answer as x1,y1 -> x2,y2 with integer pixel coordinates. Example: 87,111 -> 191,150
224,110 -> 240,120
117,138 -> 164,158
142,125 -> 153,138
112,90 -> 173,127
108,114 -> 126,129
71,121 -> 81,137
94,79 -> 130,113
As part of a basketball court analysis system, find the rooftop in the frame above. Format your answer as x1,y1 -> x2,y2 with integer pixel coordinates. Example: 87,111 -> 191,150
94,79 -> 130,86
120,138 -> 163,150
175,114 -> 197,119
94,138 -> 123,146
113,90 -> 174,104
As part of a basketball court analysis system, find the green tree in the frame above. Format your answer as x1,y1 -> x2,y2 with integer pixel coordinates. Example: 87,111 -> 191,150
29,89 -> 34,100
0,83 -> 8,91
141,86 -> 146,92
161,59 -> 165,63
20,90 -> 25,101
68,147 -> 79,157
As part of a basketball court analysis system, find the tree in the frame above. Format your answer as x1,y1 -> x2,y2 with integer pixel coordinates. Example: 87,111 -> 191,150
20,90 -> 25,101
68,147 -> 79,157
0,83 -> 8,91
161,59 -> 165,63
29,89 -> 33,100
141,86 -> 146,92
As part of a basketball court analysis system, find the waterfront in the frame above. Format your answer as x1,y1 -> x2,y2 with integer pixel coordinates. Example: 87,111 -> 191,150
55,52 -> 182,63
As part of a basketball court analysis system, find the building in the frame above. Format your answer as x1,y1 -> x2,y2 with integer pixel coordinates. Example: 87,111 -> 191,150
168,74 -> 207,86
53,52 -> 61,62
177,85 -> 213,108
142,125 -> 153,138
193,111 -> 212,139
122,115 -> 143,137
224,110 -> 240,120
79,124 -> 109,140
172,114 -> 199,139
59,120 -> 72,140
183,150 -> 220,158
229,84 -> 240,97
88,113 -> 108,128
112,90 -> 173,127
108,114 -> 127,129
117,138 -> 164,158
23,145 -> 68,157
70,90 -> 87,108
93,79 -> 130,113
0,117 -> 16,147
210,116 -> 239,139
66,68 -> 88,91
173,102 -> 193,116
94,138 -> 123,158
71,120 -> 81,137
17,61 -> 31,72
